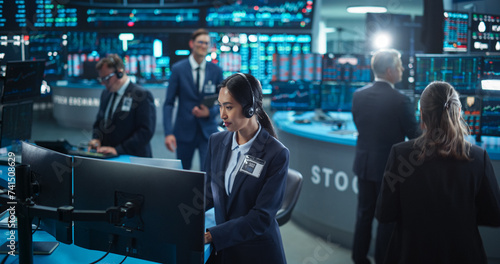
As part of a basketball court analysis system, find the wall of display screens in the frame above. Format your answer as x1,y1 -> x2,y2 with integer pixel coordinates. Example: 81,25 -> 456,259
210,32 -> 321,94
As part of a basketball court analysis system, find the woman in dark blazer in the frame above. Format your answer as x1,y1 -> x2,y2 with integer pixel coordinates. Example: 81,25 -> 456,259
204,73 -> 288,264
376,81 -> 500,264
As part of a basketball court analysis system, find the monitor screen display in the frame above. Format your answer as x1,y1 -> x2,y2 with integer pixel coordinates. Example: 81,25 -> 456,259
270,81 -> 319,111
322,54 -> 372,83
414,55 -> 481,95
320,83 -> 364,112
1,60 -> 45,103
84,7 -> 200,29
481,96 -> 500,136
206,0 -> 314,29
443,11 -> 469,52
0,0 -> 81,32
470,13 -> 500,53
210,32 -> 314,94
481,56 -> 500,94
0,102 -> 33,148
460,95 -> 481,135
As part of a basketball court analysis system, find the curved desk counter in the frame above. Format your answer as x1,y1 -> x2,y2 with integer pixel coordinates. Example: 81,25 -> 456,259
52,82 -> 166,131
273,111 -> 500,263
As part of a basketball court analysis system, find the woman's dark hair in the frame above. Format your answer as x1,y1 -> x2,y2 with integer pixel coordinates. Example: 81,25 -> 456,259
414,81 -> 471,161
219,73 -> 278,138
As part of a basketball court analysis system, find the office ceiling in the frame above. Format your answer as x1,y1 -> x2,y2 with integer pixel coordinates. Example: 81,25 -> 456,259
319,0 -> 424,22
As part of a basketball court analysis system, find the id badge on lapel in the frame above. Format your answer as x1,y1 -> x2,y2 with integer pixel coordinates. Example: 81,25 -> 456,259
239,155 -> 266,178
204,80 -> 216,94
121,97 -> 133,112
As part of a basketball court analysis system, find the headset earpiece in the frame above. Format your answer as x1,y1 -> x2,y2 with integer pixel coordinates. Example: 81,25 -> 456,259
115,71 -> 123,79
237,73 -> 255,118
109,56 -> 124,79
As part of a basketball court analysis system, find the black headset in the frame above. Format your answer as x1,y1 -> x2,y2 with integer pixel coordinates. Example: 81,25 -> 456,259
237,73 -> 255,118
109,56 -> 124,79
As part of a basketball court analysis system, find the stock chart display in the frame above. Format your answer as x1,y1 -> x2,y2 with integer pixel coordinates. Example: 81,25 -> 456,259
85,8 -> 200,29
320,83 -> 364,112
443,11 -> 469,52
321,54 -> 372,83
0,0 -> 79,31
481,97 -> 500,136
270,81 -> 319,111
471,13 -> 500,53
414,55 -> 481,95
210,32 -> 320,94
206,0 -> 314,28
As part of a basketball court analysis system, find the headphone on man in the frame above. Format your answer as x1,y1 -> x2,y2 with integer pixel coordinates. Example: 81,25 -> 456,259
108,56 -> 124,79
237,73 -> 255,118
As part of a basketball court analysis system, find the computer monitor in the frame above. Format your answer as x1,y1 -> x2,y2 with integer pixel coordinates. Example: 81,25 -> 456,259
414,54 -> 481,95
470,13 -> 500,53
320,83 -> 365,112
270,81 -> 320,111
481,96 -> 500,137
81,60 -> 99,80
460,95 -> 481,136
0,102 -> 33,148
1,60 -> 45,103
481,56 -> 500,95
73,157 -> 206,264
443,11 -> 469,52
21,142 -> 73,244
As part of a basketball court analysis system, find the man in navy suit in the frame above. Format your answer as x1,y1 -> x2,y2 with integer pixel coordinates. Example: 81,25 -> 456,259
163,28 -> 224,170
89,54 -> 156,157
351,49 -> 420,264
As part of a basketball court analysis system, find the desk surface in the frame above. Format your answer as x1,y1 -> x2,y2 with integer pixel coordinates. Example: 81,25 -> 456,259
0,209 -> 215,264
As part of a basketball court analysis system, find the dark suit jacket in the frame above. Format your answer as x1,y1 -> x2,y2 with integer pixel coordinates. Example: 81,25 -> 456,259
352,81 -> 420,181
163,58 -> 223,143
92,82 -> 156,157
376,140 -> 500,264
205,129 -> 289,264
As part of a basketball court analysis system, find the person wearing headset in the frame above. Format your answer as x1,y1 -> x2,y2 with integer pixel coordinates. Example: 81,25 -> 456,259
88,54 -> 156,157
204,73 -> 289,264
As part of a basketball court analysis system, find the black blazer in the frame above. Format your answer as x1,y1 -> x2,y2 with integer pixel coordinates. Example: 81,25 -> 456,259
205,129 -> 289,264
376,140 -> 500,264
352,81 -> 420,181
92,82 -> 156,157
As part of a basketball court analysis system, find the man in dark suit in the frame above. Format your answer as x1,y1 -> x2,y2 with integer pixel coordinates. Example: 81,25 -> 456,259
163,28 -> 224,170
89,54 -> 156,157
351,49 -> 420,264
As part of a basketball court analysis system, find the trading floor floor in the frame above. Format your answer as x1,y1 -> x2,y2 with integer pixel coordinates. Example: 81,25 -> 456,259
29,109 -> 356,264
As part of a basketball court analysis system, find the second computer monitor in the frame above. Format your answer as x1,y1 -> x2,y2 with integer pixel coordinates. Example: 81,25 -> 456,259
73,157 -> 206,264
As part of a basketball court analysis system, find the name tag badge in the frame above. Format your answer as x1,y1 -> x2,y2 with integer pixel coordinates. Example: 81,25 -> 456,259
121,97 -> 133,112
240,155 -> 266,178
204,80 -> 216,94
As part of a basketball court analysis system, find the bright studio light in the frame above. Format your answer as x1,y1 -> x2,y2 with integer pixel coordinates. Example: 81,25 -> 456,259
373,32 -> 392,49
347,6 -> 387,14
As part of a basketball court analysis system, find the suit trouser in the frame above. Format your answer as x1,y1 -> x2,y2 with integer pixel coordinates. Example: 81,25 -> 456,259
352,178 -> 394,264
177,134 -> 208,171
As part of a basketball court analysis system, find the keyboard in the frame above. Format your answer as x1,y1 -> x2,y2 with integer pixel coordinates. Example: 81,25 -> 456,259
67,149 -> 118,159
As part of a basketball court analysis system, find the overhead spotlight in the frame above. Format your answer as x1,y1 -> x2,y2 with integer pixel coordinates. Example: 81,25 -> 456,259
347,6 -> 387,14
373,32 -> 392,49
